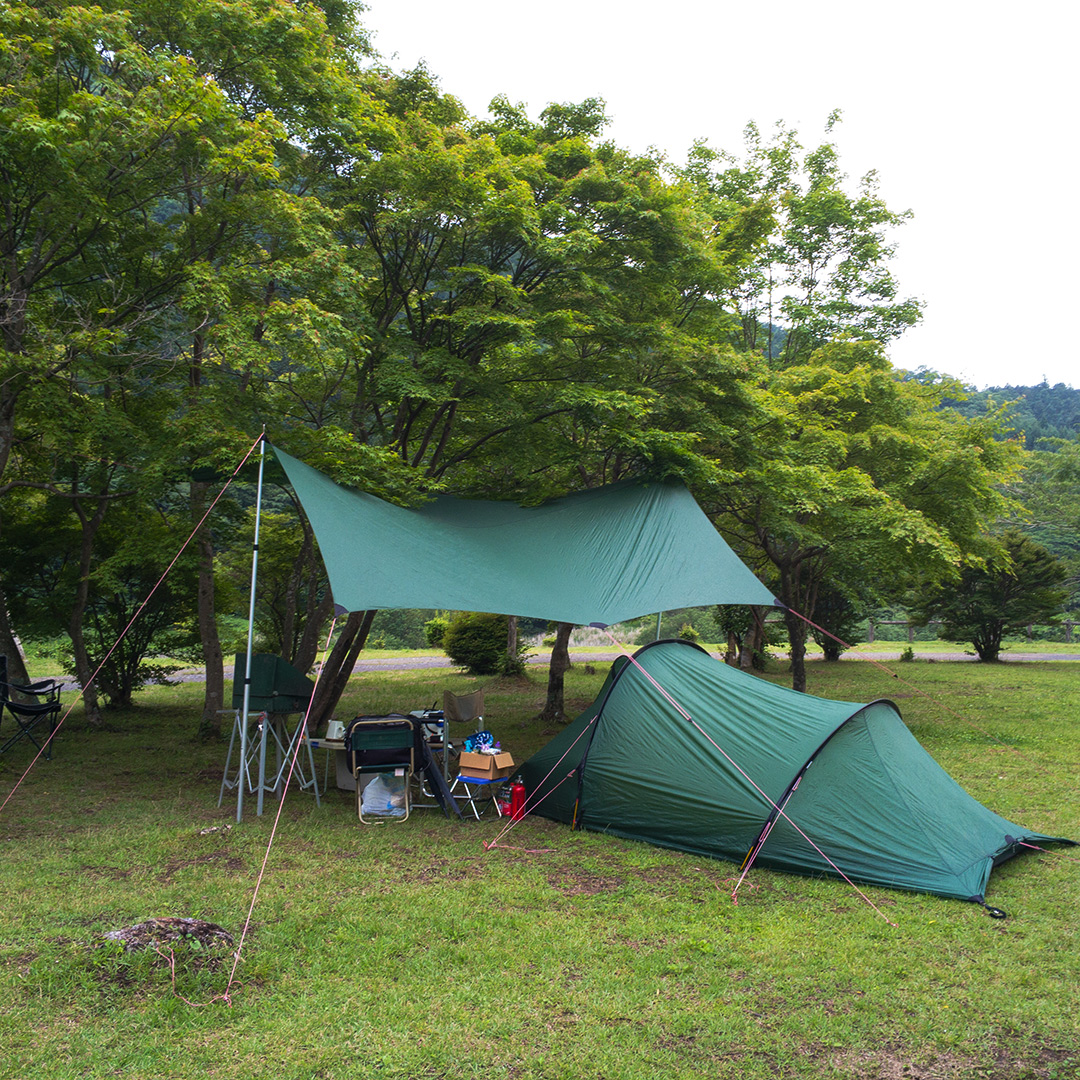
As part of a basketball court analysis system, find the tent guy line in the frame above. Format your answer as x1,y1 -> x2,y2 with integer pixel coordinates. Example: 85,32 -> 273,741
482,627 -> 899,924
483,710 -> 602,853
596,628 -> 899,924
0,431 -> 266,821
520,639 -> 1073,910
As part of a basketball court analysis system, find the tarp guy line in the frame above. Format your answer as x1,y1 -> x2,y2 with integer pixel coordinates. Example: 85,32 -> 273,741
221,616 -> 339,1007
786,607 -> 1025,757
0,431 -> 266,819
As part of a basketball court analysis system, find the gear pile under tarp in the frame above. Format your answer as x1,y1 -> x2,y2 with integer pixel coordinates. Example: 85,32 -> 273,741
520,640 -> 1072,903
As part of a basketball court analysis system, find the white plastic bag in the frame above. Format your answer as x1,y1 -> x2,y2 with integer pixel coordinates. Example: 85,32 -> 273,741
361,773 -> 406,817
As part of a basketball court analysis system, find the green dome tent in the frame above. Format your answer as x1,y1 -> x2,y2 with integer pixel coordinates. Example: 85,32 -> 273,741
520,639 -> 1071,904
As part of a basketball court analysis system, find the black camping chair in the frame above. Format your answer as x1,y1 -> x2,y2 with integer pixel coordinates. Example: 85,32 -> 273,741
0,656 -> 62,760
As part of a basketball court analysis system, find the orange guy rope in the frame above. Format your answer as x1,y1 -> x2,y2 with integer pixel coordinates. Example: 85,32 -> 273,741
598,628 -> 898,925
221,615 -> 339,1005
1,431 -> 265,818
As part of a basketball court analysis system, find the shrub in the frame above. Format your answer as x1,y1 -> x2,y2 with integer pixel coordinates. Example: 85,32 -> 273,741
442,612 -> 508,675
497,650 -> 529,678
369,608 -> 431,650
633,607 -> 719,646
424,615 -> 452,648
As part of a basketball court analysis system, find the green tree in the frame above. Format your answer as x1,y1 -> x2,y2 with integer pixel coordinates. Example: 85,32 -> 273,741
1005,436 -> 1080,614
0,2 -> 243,680
912,529 -> 1069,661
301,91 -> 759,722
0,486 -> 201,709
681,114 -> 923,364
704,341 -> 1024,690
0,0 -> 375,731
442,612 -> 509,676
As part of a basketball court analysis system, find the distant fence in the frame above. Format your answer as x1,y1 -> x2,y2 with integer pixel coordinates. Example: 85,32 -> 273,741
866,619 -> 1076,645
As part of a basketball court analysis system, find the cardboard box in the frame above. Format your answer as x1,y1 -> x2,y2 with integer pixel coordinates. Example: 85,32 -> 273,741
458,750 -> 515,780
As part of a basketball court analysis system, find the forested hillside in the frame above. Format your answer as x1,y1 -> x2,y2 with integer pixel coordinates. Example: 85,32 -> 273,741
0,0 -> 1066,719
944,381 -> 1080,448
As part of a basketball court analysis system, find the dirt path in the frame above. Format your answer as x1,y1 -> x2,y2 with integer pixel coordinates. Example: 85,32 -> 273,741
46,646 -> 1077,691
347,648 -> 1079,672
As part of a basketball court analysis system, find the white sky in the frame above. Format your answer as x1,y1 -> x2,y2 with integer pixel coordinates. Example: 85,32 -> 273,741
361,0 -> 1077,391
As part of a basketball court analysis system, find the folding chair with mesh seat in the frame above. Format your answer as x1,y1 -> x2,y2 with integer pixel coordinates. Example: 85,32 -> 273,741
439,689 -> 484,780
0,656 -> 62,760
345,715 -> 417,824
443,689 -> 484,729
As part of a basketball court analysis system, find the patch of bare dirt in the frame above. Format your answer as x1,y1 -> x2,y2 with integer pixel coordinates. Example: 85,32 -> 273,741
546,868 -> 625,896
157,850 -> 245,883
830,1047 -> 975,1078
827,1043 -> 1078,1079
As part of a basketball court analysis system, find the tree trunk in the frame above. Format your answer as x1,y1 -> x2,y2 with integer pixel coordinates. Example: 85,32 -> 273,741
67,495 -> 108,726
739,606 -> 766,670
0,577 -> 30,686
506,615 -> 518,664
974,622 -> 1004,662
777,555 -> 821,692
309,609 -> 376,728
724,629 -> 738,666
192,480 -> 225,737
292,591 -> 336,674
738,619 -> 754,670
783,606 -> 809,693
67,620 -> 103,725
539,621 -> 574,724
0,363 -> 19,487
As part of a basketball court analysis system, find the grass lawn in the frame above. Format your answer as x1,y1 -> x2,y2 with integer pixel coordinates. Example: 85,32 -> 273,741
1,656 -> 1077,1079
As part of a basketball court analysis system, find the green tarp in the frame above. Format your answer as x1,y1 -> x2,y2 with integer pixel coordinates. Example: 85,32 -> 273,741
273,447 -> 778,625
521,639 -> 1071,902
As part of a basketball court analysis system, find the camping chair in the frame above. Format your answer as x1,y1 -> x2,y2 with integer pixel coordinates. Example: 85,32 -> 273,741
450,730 -> 510,819
345,716 -> 416,824
0,659 -> 62,760
439,689 -> 484,780
450,773 -> 507,820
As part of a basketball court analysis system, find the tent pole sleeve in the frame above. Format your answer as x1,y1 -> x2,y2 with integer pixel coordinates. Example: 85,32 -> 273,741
237,432 -> 266,822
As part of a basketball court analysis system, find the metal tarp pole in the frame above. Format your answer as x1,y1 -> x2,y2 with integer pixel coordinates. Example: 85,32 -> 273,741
237,433 -> 266,822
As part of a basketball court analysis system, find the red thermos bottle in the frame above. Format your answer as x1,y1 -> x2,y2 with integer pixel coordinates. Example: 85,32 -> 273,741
509,781 -> 526,821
